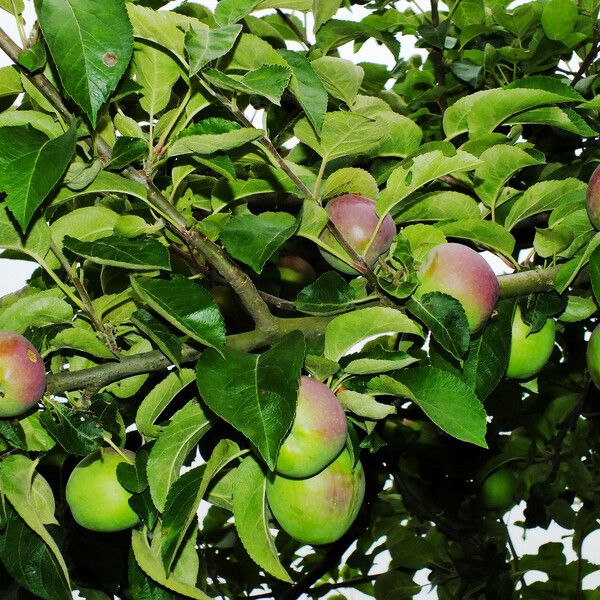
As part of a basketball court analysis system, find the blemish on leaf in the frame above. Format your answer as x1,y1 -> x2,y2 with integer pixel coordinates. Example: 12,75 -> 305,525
103,52 -> 118,67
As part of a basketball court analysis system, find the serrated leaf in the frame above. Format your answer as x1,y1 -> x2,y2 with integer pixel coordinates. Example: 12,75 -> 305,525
0,124 -> 76,230
214,0 -> 260,25
168,127 -> 262,157
131,308 -> 183,367
324,307 -> 423,362
322,167 -> 378,200
196,331 -> 305,470
337,389 -> 396,419
394,191 -> 480,223
220,211 -> 297,273
110,136 -> 147,170
506,107 -> 596,137
131,275 -> 225,350
541,0 -> 578,40
311,56 -> 363,106
0,289 -> 73,333
35,0 -> 133,126
370,368 -> 488,447
407,292 -> 470,360
232,456 -> 292,582
438,219 -> 516,257
377,150 -> 481,219
185,24 -> 242,75
135,369 -> 195,439
295,271 -> 356,315
147,401 -> 212,511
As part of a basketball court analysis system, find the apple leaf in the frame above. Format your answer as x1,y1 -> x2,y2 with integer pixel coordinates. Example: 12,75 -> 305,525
196,331 -> 305,470
35,0 -> 133,126
185,24 -> 243,75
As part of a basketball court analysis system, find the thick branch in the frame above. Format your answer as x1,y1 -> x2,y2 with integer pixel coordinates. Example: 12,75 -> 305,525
497,266 -> 560,297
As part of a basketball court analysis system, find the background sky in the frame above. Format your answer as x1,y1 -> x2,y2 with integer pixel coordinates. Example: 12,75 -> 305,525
0,1 -> 598,598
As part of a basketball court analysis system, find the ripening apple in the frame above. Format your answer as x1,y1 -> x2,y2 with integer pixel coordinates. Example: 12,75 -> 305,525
506,305 -> 556,379
587,323 -> 600,388
319,194 -> 396,274
267,448 -> 365,544
276,376 -> 347,478
0,330 -> 46,418
481,469 -> 518,510
415,243 -> 499,333
66,447 -> 140,532
586,164 -> 600,229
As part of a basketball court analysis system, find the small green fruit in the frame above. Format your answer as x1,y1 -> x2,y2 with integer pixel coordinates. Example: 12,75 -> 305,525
481,469 -> 518,510
506,305 -> 556,379
66,447 -> 140,532
587,323 -> 600,388
267,449 -> 365,545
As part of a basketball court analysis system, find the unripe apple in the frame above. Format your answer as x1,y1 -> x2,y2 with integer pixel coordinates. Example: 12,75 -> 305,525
415,243 -> 499,332
277,255 -> 317,295
506,305 -> 556,379
319,194 -> 396,274
481,469 -> 518,510
66,447 -> 140,532
587,323 -> 600,388
276,376 -> 347,478
586,164 -> 600,229
267,448 -> 365,544
0,330 -> 46,418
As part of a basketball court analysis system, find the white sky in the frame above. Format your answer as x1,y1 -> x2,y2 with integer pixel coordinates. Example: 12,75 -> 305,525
0,1 -> 598,599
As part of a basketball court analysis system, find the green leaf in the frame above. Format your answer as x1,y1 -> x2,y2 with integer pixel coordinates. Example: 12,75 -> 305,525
0,124 -> 76,230
322,167 -> 378,200
220,211 -> 297,273
232,456 -> 292,582
555,232 -> 600,293
407,292 -> 470,360
214,0 -> 260,25
0,0 -> 24,15
0,289 -> 73,333
0,65 -> 23,96
161,440 -> 244,573
313,0 -> 342,31
0,505 -> 71,600
394,191 -> 480,223
438,219 -> 516,257
131,308 -> 183,367
294,111 -> 382,162
48,327 -> 116,359
311,56 -> 363,106
370,368 -> 488,447
131,529 -> 213,600
324,307 -> 423,362
168,127 -> 262,157
18,41 -> 47,73
295,271 -> 356,315
541,0 -> 578,41
0,455 -> 71,586
337,389 -> 396,419
278,50 -> 327,132
196,331 -> 305,470
131,275 -> 225,350
147,400 -> 212,511
185,24 -> 243,75
136,369 -> 196,439
505,179 -> 586,231
506,107 -> 596,137
0,205 -> 50,261
35,0 -> 133,126
463,298 -> 515,400
204,64 -> 291,105
110,136 -> 147,170
63,234 -> 171,270
366,111 -> 422,158
474,145 -> 545,207
590,246 -> 600,306
377,150 -> 481,219
0,110 -> 62,138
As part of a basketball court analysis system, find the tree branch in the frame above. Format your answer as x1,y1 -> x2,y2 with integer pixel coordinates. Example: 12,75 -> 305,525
497,266 -> 560,297
275,9 -> 310,48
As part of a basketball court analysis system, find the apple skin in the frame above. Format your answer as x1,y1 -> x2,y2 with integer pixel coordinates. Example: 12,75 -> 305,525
319,194 -> 396,275
586,164 -> 600,229
276,376 -> 347,478
267,448 -> 365,545
415,243 -> 499,333
587,324 -> 600,389
0,330 -> 46,418
481,469 -> 518,510
506,306 -> 556,379
66,447 -> 140,532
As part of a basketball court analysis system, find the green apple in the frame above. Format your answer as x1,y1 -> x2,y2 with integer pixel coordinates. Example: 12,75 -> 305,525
481,469 -> 518,510
276,376 -> 347,478
0,330 -> 46,418
267,448 -> 365,544
506,305 -> 556,379
66,447 -> 140,532
587,323 -> 600,388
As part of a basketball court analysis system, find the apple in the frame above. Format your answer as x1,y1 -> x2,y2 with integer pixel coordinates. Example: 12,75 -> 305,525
0,330 -> 46,418
481,469 -> 518,510
66,447 -> 140,532
276,376 -> 347,478
506,305 -> 556,379
319,194 -> 396,274
586,164 -> 600,229
587,323 -> 600,388
415,243 -> 499,333
267,448 -> 365,544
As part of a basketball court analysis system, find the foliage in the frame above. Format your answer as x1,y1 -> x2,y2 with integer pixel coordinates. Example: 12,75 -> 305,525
0,0 -> 598,598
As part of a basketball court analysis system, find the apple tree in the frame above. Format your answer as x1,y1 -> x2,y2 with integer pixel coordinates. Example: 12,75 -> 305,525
0,0 -> 599,598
